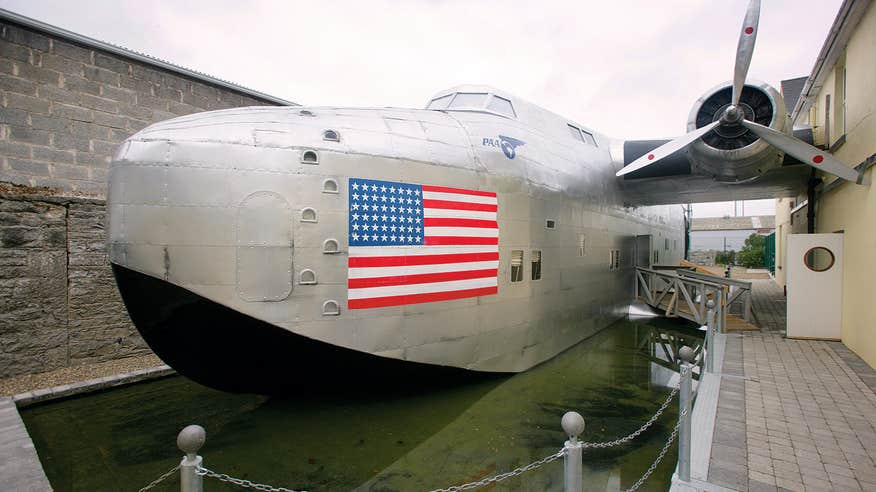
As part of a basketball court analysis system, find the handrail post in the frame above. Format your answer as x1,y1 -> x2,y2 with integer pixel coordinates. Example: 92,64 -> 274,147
706,299 -> 716,373
561,412 -> 585,492
677,346 -> 694,482
178,425 -> 206,492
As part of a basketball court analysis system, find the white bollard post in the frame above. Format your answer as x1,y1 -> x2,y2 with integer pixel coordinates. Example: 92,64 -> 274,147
561,411 -> 585,492
706,299 -> 716,373
178,425 -> 206,492
677,346 -> 694,482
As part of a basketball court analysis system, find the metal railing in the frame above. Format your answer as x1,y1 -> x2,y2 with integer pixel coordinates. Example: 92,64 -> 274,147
139,310 -> 723,492
635,266 -> 753,332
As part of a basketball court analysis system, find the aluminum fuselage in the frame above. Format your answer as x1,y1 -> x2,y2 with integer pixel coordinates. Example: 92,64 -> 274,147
107,87 -> 685,377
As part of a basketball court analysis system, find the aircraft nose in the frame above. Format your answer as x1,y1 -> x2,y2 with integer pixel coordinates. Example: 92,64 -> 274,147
106,106 -> 342,304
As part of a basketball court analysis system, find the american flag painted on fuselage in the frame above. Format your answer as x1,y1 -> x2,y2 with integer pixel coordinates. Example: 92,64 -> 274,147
347,178 -> 499,309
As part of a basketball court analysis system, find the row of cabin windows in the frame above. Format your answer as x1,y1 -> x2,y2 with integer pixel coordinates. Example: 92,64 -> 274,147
510,250 -> 542,282
508,245 -> 622,283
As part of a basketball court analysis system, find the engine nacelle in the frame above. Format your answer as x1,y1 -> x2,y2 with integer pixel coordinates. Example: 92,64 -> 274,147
686,80 -> 787,182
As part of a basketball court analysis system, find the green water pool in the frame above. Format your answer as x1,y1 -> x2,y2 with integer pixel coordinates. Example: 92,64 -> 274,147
22,316 -> 702,491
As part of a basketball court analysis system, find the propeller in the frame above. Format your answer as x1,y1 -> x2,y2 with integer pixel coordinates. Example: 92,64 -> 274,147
615,0 -> 866,185
733,0 -> 760,107
740,120 -> 868,184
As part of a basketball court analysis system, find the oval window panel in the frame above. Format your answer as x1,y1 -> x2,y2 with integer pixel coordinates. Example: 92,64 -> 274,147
803,246 -> 835,272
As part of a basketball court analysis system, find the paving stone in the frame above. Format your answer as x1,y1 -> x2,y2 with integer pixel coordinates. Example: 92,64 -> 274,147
710,464 -> 750,491
750,478 -> 779,492
774,476 -> 805,492
826,472 -> 862,490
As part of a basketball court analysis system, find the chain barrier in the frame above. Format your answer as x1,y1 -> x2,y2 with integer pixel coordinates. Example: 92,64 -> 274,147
196,466 -> 308,492
148,368 -> 688,492
574,380 -> 680,450
622,408 -> 685,492
429,378 -> 683,492
429,448 -> 565,492
138,464 -> 180,492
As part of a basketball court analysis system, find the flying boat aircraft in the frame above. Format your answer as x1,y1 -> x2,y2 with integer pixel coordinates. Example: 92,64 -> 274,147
107,0 -> 867,393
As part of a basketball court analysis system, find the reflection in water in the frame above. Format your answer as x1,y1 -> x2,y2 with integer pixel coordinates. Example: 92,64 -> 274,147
22,316 -> 702,491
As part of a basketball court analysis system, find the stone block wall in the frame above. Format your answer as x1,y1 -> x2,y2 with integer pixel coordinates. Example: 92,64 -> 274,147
0,196 -> 67,376
0,16 -> 286,378
0,20 -> 277,193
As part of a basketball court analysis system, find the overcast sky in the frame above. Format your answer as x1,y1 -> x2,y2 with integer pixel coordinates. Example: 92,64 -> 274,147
1,0 -> 844,216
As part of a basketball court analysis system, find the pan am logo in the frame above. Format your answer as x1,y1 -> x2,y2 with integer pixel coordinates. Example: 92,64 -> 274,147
482,135 -> 526,159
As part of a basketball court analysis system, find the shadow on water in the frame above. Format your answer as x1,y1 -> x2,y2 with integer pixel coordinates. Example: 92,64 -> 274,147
22,316 -> 702,491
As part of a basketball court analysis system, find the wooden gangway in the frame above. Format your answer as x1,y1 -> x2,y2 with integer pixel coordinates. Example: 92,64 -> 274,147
635,266 -> 755,332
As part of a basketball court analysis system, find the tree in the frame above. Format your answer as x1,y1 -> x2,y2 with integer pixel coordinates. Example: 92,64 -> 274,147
737,233 -> 766,268
715,250 -> 736,266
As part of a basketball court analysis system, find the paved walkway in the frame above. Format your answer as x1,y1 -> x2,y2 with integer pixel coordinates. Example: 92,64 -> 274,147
704,279 -> 876,491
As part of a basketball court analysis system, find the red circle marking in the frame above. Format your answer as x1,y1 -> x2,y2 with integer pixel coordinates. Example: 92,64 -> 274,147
813,155 -> 824,164
745,27 -> 754,35
648,154 -> 655,160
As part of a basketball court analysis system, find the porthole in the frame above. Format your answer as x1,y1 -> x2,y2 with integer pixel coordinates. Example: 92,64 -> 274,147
322,238 -> 340,254
301,149 -> 319,164
322,178 -> 339,194
322,300 -> 340,316
299,269 -> 317,285
301,207 -> 317,223
803,247 -> 835,272
323,129 -> 340,142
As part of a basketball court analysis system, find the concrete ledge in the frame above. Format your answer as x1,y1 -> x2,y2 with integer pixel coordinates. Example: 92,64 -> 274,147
670,333 -> 727,491
12,365 -> 174,408
0,397 -> 52,491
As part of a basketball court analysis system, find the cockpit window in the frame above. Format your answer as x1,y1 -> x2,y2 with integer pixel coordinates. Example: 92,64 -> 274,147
428,94 -> 453,109
568,124 -> 584,142
487,95 -> 516,117
426,91 -> 517,119
449,92 -> 488,108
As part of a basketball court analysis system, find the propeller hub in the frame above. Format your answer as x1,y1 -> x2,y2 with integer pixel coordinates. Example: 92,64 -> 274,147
722,105 -> 744,124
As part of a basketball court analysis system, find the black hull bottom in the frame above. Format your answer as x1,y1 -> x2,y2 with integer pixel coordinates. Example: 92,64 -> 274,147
112,265 -> 502,394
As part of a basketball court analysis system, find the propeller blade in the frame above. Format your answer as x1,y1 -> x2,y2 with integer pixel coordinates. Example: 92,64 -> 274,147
732,0 -> 761,106
616,121 -> 720,177
740,120 -> 867,184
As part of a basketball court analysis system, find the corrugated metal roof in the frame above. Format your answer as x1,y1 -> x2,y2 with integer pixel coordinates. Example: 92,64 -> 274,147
691,216 -> 775,231
0,8 -> 297,107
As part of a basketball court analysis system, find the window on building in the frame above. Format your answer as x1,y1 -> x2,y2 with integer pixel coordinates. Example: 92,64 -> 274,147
578,234 -> 587,256
511,250 -> 524,282
841,65 -> 847,135
487,95 -> 516,117
825,94 -> 831,145
665,238 -> 670,250
531,250 -> 542,280
653,250 -> 659,264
